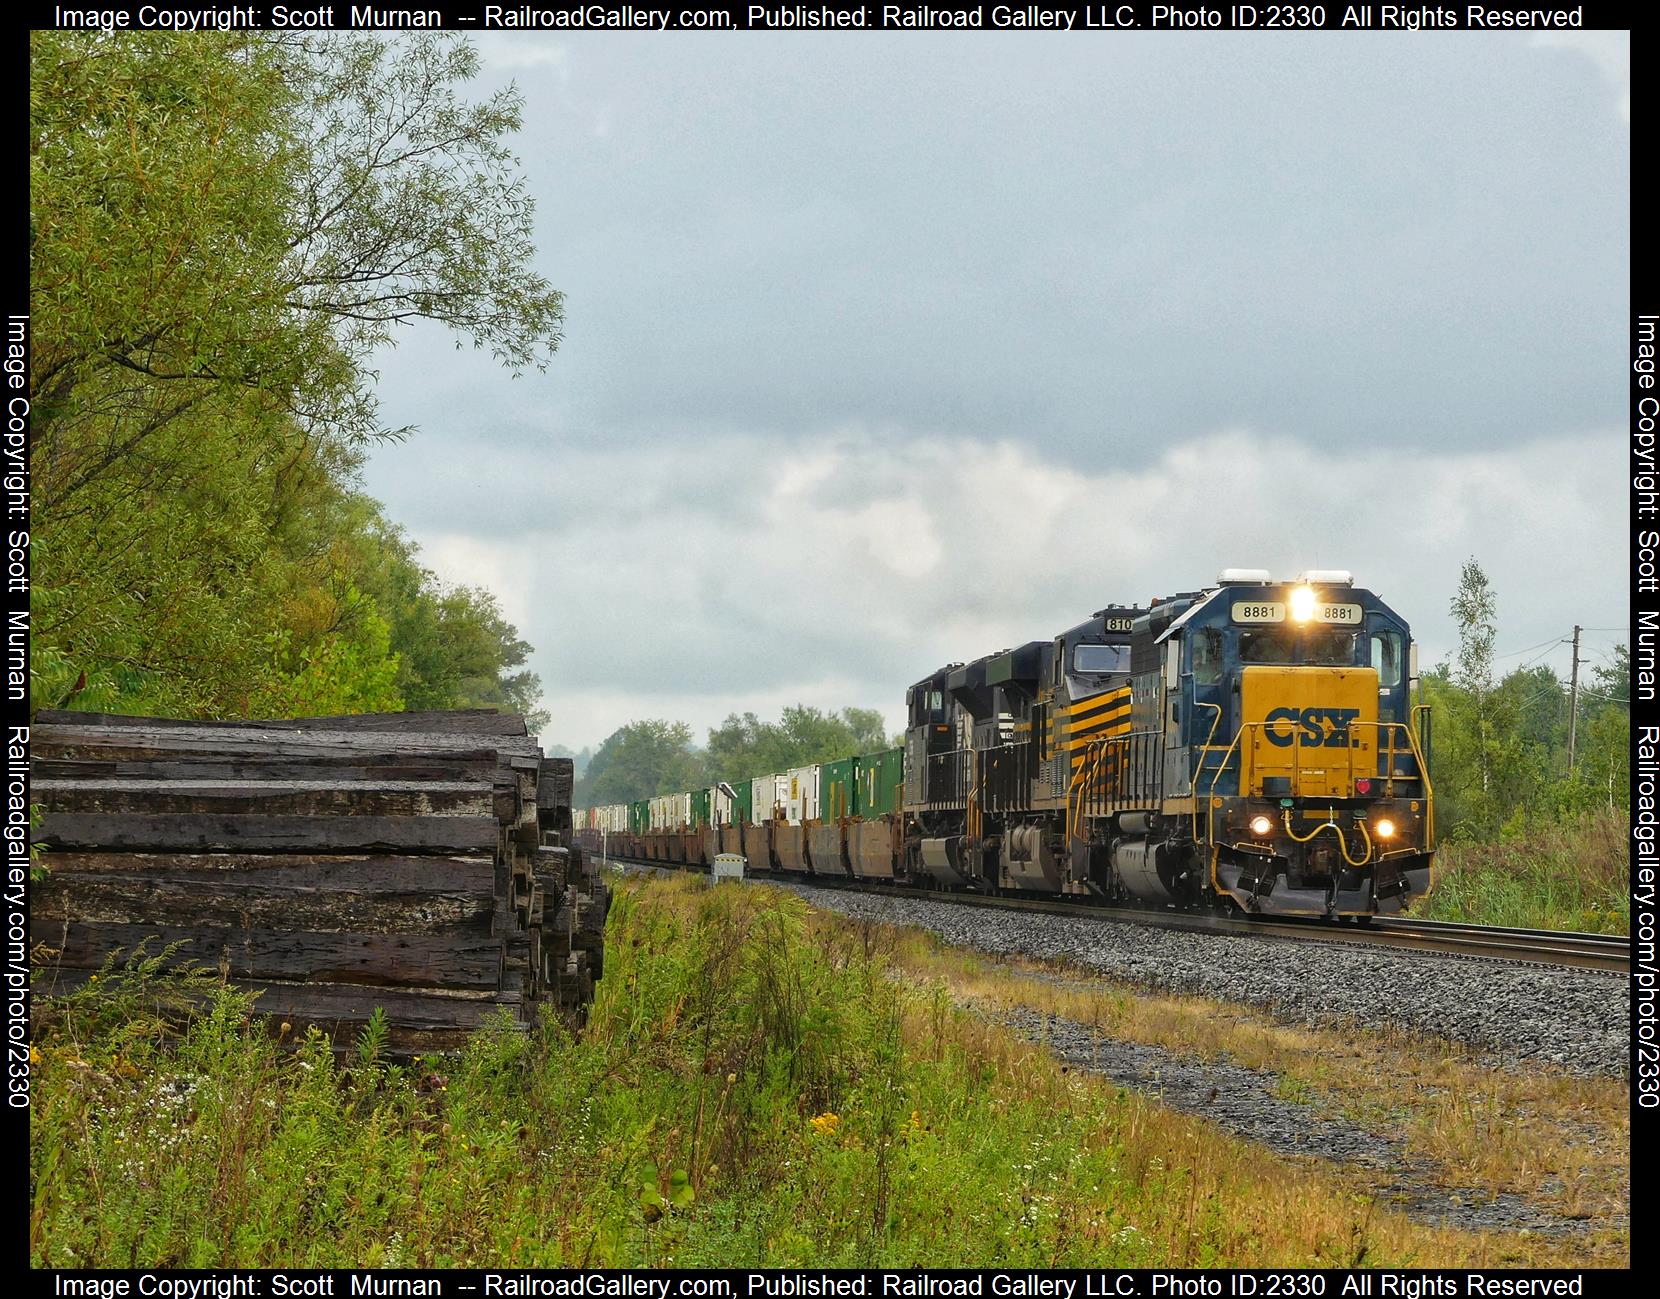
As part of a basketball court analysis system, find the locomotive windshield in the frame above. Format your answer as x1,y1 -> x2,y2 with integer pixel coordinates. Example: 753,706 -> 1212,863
1238,628 -> 1357,666
1074,643 -> 1131,674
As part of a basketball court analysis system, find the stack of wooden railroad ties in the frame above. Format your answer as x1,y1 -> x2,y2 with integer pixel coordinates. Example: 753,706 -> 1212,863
30,708 -> 608,1056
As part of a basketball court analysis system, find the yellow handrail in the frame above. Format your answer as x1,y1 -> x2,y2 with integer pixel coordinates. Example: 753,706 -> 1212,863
1192,701 -> 1223,840
1205,726 -> 1245,848
1206,719 -> 1435,851
1066,736 -> 1111,843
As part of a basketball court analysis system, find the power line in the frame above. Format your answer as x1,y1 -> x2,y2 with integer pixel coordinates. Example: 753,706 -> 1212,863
1513,683 -> 1564,709
1494,633 -> 1568,660
1518,642 -> 1566,671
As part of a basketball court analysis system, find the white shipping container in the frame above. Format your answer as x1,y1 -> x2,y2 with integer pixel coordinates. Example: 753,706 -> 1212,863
752,774 -> 787,822
785,765 -> 821,823
710,785 -> 733,826
673,792 -> 692,828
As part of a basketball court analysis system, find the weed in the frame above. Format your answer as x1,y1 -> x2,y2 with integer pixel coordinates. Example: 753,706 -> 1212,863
1423,811 -> 1628,934
28,875 -> 1624,1267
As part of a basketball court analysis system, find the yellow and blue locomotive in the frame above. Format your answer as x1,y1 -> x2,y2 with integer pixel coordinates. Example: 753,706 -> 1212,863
901,569 -> 1434,918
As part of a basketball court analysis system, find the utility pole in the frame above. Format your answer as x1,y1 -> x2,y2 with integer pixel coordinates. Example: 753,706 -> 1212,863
1567,625 -> 1582,775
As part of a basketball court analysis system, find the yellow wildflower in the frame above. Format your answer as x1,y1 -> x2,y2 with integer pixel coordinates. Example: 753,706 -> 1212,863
809,1112 -> 840,1137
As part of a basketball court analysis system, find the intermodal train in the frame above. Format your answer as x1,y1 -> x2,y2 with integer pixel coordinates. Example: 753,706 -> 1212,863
576,570 -> 1436,919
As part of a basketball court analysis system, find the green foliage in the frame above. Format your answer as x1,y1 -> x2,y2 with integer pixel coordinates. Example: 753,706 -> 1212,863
28,31 -> 554,727
355,1007 -> 390,1071
575,706 -> 895,807
31,31 -> 561,463
580,720 -> 705,807
1415,559 -> 1628,929
1423,570 -> 1628,843
324,500 -> 548,731
34,878 -> 1433,1267
704,705 -> 891,784
1423,811 -> 1628,934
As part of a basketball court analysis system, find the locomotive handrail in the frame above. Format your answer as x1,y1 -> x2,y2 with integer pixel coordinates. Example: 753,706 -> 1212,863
1191,701 -> 1224,841
1064,742 -> 1097,843
1204,719 -> 1436,853
1067,728 -> 1162,837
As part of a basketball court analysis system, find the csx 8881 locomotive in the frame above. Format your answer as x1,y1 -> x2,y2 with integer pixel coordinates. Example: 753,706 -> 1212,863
581,569 -> 1435,920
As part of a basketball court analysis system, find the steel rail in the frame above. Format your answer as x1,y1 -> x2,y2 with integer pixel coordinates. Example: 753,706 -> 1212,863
602,853 -> 1630,976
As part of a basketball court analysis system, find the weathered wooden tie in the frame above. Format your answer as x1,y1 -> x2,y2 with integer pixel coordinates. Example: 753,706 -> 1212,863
32,710 -> 609,1055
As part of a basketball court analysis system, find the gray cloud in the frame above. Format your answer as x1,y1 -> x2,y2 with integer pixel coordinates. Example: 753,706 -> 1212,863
389,426 -> 1625,749
358,32 -> 1629,749
373,34 -> 1627,460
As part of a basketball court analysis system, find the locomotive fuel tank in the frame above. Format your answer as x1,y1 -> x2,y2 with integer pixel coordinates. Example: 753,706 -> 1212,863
915,835 -> 973,887
1109,814 -> 1195,904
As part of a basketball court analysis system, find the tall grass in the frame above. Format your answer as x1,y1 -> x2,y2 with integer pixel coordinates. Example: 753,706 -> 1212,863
30,876 -> 1601,1267
1422,811 -> 1628,934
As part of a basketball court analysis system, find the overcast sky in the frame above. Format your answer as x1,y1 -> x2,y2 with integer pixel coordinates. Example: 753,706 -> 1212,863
361,31 -> 1631,752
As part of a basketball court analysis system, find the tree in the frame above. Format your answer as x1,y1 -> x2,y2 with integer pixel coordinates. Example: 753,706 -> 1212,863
1590,644 -> 1630,709
1443,558 -> 1504,833
579,721 -> 705,807
1574,645 -> 1630,814
29,32 -> 559,725
32,32 -> 563,505
704,705 -> 894,782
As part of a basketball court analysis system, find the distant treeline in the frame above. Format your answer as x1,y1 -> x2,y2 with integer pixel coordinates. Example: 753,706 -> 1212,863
29,32 -> 562,725
574,706 -> 895,809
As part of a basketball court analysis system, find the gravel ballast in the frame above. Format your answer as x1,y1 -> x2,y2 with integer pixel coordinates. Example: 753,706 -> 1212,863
996,1006 -> 1607,1237
764,878 -> 1630,1077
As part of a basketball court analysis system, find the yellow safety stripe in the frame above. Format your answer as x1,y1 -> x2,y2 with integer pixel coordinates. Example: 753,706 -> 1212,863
1069,698 -> 1132,722
1065,706 -> 1132,737
1064,721 -> 1134,751
1065,688 -> 1133,720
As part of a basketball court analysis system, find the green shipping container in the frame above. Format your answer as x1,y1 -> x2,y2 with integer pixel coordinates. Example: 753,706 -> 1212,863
730,780 -> 754,824
630,800 -> 650,834
855,747 -> 904,817
821,756 -> 856,820
691,788 -> 711,828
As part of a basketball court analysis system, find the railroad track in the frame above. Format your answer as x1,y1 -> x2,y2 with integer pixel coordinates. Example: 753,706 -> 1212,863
604,854 -> 1631,976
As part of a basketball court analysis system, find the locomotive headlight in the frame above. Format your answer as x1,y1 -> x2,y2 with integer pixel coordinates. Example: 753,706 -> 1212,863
1373,818 -> 1397,840
1249,815 -> 1274,836
1290,584 -> 1318,622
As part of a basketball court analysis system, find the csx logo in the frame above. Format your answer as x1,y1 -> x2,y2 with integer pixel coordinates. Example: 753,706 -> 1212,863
1263,707 -> 1361,748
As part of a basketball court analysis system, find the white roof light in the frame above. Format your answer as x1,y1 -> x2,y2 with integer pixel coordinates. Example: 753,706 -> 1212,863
1298,569 -> 1354,586
1216,568 -> 1272,584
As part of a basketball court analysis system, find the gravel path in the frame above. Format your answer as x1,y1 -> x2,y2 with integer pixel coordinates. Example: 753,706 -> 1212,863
763,878 -> 1630,1077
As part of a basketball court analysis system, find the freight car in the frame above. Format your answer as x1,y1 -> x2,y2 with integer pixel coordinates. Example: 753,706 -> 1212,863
578,570 -> 1434,920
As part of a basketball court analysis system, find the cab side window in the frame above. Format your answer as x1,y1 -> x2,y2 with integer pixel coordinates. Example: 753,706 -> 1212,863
1370,633 -> 1402,688
1191,628 -> 1223,685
